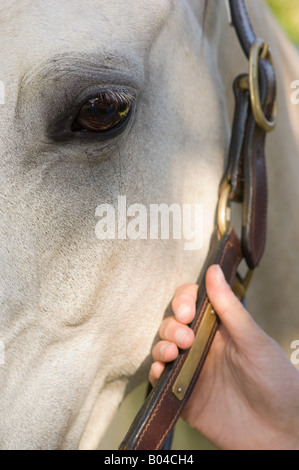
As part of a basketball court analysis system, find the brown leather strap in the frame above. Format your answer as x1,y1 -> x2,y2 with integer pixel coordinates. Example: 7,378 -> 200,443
119,228 -> 242,450
119,0 -> 276,451
229,0 -> 256,57
227,0 -> 276,268
241,57 -> 276,268
221,75 -> 250,202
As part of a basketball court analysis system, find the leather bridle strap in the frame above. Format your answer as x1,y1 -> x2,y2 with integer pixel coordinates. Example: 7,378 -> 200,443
119,228 -> 242,451
119,0 -> 276,450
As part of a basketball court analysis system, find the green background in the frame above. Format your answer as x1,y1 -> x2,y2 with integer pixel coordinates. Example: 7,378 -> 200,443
266,0 -> 299,44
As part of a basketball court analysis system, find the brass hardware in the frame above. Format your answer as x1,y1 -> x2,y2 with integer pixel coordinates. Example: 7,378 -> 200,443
217,182 -> 231,237
239,75 -> 249,90
172,270 -> 254,401
172,303 -> 217,401
233,269 -> 254,300
249,39 -> 277,132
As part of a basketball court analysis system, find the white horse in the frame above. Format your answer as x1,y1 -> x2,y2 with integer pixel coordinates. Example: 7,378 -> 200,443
0,0 -> 298,450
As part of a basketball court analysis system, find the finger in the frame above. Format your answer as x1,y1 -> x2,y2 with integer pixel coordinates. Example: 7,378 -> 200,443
159,317 -> 195,350
152,340 -> 179,363
171,283 -> 198,324
149,361 -> 165,387
205,265 -> 262,344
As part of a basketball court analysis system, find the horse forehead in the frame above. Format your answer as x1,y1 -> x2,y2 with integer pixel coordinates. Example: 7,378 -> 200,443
0,0 -> 174,98
0,0 -> 171,17
1,0 -> 172,50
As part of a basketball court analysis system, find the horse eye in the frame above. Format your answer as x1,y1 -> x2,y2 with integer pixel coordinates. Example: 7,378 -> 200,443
72,93 -> 132,133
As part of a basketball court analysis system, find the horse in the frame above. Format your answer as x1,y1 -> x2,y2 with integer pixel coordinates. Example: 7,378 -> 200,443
0,0 -> 298,450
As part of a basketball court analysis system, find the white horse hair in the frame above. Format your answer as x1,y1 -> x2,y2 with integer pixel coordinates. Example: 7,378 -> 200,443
0,0 -> 298,450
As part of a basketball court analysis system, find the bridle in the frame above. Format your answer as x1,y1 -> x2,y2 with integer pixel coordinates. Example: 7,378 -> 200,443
119,0 -> 277,450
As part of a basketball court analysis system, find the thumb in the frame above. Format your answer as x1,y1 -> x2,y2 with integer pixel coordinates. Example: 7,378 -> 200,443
205,265 -> 262,345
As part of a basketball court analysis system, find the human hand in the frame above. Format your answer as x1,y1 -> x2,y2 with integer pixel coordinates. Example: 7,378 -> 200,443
150,265 -> 299,450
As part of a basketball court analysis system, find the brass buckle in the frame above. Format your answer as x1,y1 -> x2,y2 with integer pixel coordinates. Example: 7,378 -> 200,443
217,181 -> 231,237
233,269 -> 254,301
249,39 -> 277,132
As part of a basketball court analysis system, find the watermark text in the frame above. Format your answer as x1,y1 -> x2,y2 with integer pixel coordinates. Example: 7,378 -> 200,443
291,80 -> 299,105
290,339 -> 299,365
95,196 -> 203,251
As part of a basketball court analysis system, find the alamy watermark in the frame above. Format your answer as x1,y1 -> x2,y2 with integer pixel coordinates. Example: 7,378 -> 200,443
290,340 -> 299,366
95,196 -> 203,251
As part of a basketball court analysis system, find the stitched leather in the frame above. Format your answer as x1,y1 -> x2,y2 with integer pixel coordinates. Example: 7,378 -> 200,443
119,228 -> 243,450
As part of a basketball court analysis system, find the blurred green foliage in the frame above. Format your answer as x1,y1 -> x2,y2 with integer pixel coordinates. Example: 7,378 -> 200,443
265,0 -> 299,44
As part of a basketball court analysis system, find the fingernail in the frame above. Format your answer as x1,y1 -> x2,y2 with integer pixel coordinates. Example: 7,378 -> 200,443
149,367 -> 156,386
213,265 -> 225,284
160,344 -> 167,359
176,305 -> 190,322
175,328 -> 188,347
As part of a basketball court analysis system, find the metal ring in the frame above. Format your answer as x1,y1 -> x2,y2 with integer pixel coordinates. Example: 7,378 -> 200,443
217,182 -> 231,237
249,39 -> 277,133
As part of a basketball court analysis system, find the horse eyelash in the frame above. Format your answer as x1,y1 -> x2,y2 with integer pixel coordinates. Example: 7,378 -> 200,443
95,90 -> 136,107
